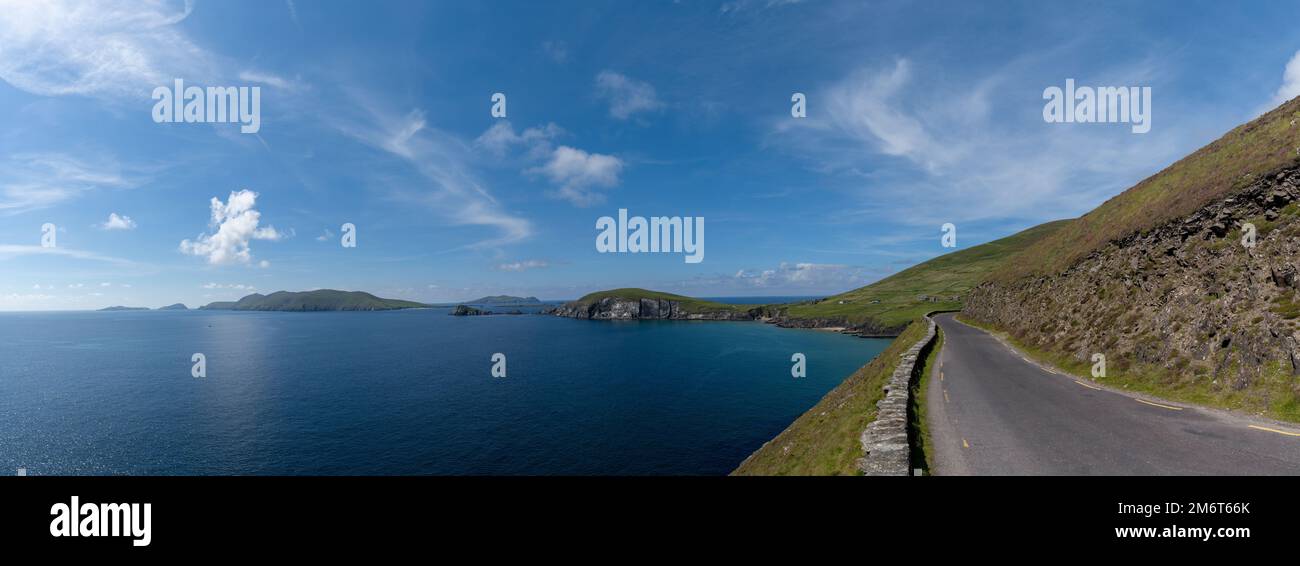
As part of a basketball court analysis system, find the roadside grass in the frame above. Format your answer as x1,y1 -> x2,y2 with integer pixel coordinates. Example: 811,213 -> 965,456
731,320 -> 928,476
909,325 -> 943,475
955,314 -> 1300,424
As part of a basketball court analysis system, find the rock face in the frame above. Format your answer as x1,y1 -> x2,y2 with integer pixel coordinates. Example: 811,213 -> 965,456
965,166 -> 1300,392
551,297 -> 755,321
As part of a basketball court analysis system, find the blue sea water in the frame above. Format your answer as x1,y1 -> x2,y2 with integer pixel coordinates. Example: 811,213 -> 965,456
0,308 -> 889,475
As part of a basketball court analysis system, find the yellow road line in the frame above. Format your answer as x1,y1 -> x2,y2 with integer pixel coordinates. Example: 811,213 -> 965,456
962,438 -> 969,449
1134,398 -> 1182,411
943,390 -> 949,403
1073,380 -> 1101,391
940,371 -> 944,382
1248,425 -> 1300,437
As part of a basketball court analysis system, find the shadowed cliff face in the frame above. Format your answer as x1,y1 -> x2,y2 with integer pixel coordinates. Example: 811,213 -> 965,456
965,166 -> 1300,396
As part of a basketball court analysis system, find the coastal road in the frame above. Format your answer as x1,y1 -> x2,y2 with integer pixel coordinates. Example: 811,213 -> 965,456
928,313 -> 1300,475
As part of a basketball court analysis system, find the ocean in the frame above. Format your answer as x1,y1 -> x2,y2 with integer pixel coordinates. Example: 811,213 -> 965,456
0,307 -> 890,475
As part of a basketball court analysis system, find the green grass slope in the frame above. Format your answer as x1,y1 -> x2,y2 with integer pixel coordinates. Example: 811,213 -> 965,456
995,96 -> 1300,281
778,220 -> 1069,329
201,290 -> 426,311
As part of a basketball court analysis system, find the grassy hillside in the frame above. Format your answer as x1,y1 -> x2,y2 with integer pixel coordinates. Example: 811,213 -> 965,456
732,319 -> 929,475
995,96 -> 1300,281
566,288 -> 751,314
778,220 -> 1069,329
200,290 -> 426,311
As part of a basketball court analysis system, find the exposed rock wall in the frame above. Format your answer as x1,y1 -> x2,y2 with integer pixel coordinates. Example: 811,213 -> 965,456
857,315 -> 936,476
965,166 -> 1300,392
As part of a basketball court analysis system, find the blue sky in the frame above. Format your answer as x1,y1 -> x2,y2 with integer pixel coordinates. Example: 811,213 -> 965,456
2,0 -> 1300,310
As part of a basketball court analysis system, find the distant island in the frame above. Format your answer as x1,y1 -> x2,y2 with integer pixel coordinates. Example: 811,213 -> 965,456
98,305 -> 149,311
157,303 -> 188,310
464,295 -> 542,305
199,290 -> 427,311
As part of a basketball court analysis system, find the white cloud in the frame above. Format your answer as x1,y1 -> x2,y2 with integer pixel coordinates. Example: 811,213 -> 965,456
1,153 -> 132,215
594,71 -> 663,120
733,262 -> 867,289
475,121 -> 563,158
100,212 -> 137,230
0,0 -> 216,98
1270,50 -> 1300,109
496,259 -> 549,272
315,228 -> 334,241
202,282 -> 255,290
530,146 -> 624,206
720,0 -> 805,14
179,190 -> 283,265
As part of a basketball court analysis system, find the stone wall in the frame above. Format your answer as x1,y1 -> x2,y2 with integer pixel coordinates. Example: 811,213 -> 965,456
857,315 -> 937,476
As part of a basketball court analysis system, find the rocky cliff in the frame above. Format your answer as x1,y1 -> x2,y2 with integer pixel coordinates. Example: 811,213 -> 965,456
551,296 -> 757,320
965,166 -> 1300,397
550,294 -> 908,336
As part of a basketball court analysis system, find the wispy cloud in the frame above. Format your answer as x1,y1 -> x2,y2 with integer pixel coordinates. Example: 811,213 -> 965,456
0,0 -> 216,98
776,56 -> 1183,228
496,259 -> 549,272
595,71 -> 664,120
335,101 -> 533,248
0,244 -> 137,265
732,262 -> 867,289
0,153 -> 133,215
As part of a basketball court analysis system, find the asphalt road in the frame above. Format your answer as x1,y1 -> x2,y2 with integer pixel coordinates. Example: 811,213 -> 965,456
928,313 -> 1300,475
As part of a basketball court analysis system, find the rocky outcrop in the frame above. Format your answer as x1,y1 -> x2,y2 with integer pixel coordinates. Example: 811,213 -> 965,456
450,305 -> 488,316
965,166 -> 1300,393
551,297 -> 756,320
857,316 -> 937,476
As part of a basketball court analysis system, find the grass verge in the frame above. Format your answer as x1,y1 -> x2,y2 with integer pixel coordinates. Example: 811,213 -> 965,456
731,320 -> 928,476
909,325 -> 943,474
955,314 -> 1300,424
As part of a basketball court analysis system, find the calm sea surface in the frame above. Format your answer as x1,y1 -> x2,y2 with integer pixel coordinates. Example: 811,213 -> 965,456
0,308 -> 889,475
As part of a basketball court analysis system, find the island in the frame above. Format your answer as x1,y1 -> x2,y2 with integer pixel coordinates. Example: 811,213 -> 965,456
450,305 -> 488,316
98,306 -> 149,311
198,290 -> 427,311
157,303 -> 189,310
